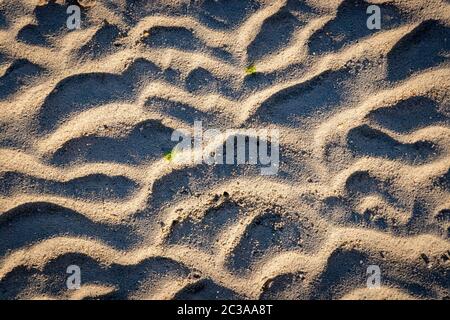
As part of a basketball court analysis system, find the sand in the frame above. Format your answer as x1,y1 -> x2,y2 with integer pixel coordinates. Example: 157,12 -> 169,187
0,0 -> 449,300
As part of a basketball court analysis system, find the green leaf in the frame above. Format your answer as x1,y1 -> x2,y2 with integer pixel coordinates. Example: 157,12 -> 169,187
163,149 -> 175,161
245,64 -> 257,75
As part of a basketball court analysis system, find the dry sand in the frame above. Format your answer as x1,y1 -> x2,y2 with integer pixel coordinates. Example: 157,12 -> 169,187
0,0 -> 449,300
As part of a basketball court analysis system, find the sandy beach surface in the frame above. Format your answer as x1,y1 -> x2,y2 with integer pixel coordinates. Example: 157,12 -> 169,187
0,0 -> 449,300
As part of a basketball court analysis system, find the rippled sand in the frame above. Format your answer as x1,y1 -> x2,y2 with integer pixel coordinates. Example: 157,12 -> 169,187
0,0 -> 449,300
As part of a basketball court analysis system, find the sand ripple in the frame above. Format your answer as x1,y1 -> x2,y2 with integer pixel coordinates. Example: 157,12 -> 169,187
0,0 -> 449,299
